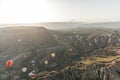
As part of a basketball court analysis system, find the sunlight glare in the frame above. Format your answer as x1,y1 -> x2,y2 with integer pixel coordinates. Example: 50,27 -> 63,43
1,0 -> 58,23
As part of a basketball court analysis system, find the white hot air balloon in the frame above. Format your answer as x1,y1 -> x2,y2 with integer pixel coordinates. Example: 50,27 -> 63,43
44,60 -> 48,65
22,67 -> 27,72
28,72 -> 33,77
51,53 -> 56,58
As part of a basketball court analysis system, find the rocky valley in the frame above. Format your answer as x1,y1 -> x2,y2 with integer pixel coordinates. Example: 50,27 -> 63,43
0,27 -> 120,80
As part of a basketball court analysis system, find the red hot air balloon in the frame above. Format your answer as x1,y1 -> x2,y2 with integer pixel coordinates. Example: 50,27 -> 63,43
6,60 -> 13,68
28,72 -> 36,79
31,73 -> 36,79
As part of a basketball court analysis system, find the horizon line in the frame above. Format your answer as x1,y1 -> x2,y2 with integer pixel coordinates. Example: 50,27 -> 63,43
1,21 -> 120,25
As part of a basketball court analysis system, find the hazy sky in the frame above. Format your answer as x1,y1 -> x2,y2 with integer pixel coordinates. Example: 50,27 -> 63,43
0,0 -> 120,23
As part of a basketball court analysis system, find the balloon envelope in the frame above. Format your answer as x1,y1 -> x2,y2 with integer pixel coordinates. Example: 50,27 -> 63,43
31,74 -> 36,79
28,72 -> 33,77
32,71 -> 35,74
44,60 -> 48,65
6,60 -> 13,68
28,72 -> 36,79
22,67 -> 27,72
69,48 -> 73,52
31,60 -> 35,65
51,53 -> 56,58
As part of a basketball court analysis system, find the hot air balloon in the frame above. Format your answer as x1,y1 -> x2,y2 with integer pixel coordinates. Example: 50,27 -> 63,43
31,60 -> 35,66
51,53 -> 56,58
6,60 -> 13,68
28,72 -> 36,79
28,72 -> 32,76
31,73 -> 36,79
32,71 -> 35,74
44,60 -> 48,65
22,67 -> 27,72
69,48 -> 73,52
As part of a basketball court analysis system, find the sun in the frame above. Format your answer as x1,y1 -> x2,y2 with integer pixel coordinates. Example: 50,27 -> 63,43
0,0 -> 58,24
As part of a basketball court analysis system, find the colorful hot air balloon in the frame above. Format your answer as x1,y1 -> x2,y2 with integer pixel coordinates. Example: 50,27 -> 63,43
6,60 -> 13,68
22,67 -> 27,72
28,72 -> 36,79
31,73 -> 36,79
51,53 -> 56,58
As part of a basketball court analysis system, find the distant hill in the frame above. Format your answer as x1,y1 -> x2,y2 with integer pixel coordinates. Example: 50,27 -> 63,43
1,22 -> 120,30
0,27 -> 58,59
